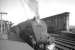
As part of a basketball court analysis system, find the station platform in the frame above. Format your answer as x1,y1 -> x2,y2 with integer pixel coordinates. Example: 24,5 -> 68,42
0,40 -> 34,50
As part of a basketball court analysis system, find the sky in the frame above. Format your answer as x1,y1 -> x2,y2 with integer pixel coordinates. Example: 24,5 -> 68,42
0,0 -> 75,26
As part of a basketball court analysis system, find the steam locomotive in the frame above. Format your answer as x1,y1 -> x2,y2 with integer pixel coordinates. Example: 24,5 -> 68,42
7,18 -> 55,50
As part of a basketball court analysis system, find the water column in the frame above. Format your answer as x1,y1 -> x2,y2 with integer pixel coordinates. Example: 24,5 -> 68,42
0,12 -> 8,40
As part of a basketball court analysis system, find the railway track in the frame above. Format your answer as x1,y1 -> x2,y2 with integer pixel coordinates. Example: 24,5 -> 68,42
51,34 -> 75,50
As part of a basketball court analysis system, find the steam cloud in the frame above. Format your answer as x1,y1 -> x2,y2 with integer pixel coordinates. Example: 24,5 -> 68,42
24,0 -> 39,16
